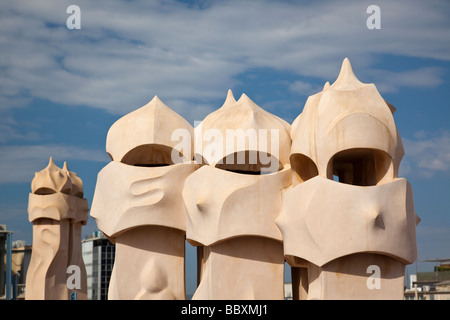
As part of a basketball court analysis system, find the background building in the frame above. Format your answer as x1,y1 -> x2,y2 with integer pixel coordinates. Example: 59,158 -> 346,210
0,224 -> 12,298
284,282 -> 292,300
11,240 -> 32,299
82,231 -> 115,300
1,225 -> 31,300
405,258 -> 450,300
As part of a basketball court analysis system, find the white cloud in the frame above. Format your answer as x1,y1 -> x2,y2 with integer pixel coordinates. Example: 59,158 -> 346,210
400,130 -> 450,179
0,0 -> 448,119
0,110 -> 45,143
366,67 -> 445,93
288,81 -> 323,96
0,124 -> 42,143
0,144 -> 109,184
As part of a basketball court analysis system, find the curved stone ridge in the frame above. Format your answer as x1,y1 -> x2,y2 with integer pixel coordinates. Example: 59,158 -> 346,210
277,176 -> 419,267
290,58 -> 404,183
106,96 -> 194,164
31,157 -> 72,196
194,90 -> 291,172
63,162 -> 84,198
28,192 -> 89,224
91,161 -> 199,238
31,157 -> 85,198
183,164 -> 291,246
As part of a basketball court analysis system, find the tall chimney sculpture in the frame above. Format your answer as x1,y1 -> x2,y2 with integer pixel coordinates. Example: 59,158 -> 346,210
26,158 -> 88,300
183,90 -> 292,299
91,96 -> 199,299
276,58 -> 420,299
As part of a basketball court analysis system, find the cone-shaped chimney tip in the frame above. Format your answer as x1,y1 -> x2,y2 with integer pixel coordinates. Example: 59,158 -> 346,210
47,156 -> 57,169
226,89 -> 236,103
331,57 -> 364,89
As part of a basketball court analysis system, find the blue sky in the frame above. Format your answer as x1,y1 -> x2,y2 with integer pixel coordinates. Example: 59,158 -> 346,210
1,0 -> 449,296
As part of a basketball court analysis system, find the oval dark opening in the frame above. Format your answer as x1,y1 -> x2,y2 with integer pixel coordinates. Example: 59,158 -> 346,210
215,151 -> 282,175
121,144 -> 183,166
327,148 -> 392,186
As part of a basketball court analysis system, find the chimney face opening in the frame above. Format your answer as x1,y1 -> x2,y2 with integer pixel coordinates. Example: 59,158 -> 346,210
290,154 -> 318,184
33,187 -> 57,196
215,151 -> 282,175
327,148 -> 393,186
121,144 -> 180,167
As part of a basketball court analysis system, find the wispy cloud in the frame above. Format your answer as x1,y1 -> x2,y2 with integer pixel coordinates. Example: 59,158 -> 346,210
0,110 -> 45,143
0,0 -> 448,119
0,144 -> 109,184
400,130 -> 450,179
367,67 -> 445,93
288,81 -> 324,96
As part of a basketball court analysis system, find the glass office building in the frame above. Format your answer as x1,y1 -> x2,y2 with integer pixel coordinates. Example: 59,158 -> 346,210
82,231 -> 115,300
